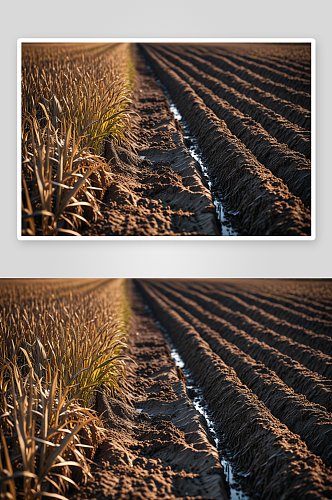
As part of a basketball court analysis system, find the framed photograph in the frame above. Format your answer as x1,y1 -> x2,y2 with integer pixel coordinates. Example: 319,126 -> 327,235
2,277 -> 331,499
18,38 -> 315,239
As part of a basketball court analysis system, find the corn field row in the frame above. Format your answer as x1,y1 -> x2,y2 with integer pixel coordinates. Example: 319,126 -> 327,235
21,43 -> 134,236
0,278 -> 129,499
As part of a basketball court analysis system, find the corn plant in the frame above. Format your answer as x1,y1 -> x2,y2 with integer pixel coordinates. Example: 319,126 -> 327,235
21,43 -> 133,155
21,43 -> 135,236
24,322 -> 128,407
0,279 -> 126,363
0,278 -> 130,499
21,112 -> 109,236
0,279 -> 129,405
0,362 -> 104,500
56,78 -> 132,155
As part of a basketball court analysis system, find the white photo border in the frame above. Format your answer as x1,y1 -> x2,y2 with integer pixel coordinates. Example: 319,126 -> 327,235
17,37 -> 316,241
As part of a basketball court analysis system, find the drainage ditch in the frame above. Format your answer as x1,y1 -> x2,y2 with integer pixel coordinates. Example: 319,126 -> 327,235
141,298 -> 252,500
143,59 -> 239,236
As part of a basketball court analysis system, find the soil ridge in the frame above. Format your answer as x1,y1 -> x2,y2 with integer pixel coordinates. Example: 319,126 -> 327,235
82,46 -> 220,236
136,279 -> 332,500
72,282 -> 229,500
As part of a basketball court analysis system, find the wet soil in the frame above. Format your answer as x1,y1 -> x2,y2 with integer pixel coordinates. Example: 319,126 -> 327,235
70,279 -> 332,500
82,43 -> 312,236
72,282 -> 229,499
135,279 -> 332,500
140,43 -> 311,236
82,46 -> 220,236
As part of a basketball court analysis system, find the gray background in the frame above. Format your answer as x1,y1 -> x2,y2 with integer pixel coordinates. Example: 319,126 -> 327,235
2,0 -> 330,278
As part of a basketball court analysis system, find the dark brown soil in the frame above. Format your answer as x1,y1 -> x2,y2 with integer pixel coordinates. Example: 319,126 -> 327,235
82,42 -> 312,237
82,46 -> 220,236
69,279 -> 332,500
71,282 -> 229,499
135,279 -> 332,500
139,43 -> 311,236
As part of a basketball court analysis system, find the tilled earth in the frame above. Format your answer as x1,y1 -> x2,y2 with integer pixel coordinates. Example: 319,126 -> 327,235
83,42 -> 312,236
135,279 -> 332,500
72,282 -> 229,500
72,279 -> 332,500
139,43 -> 311,236
82,46 -> 220,236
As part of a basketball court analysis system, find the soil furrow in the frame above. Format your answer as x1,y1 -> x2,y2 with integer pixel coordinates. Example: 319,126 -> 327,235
194,54 -> 311,130
213,45 -> 311,80
266,56 -> 311,75
190,44 -> 312,80
146,280 -> 332,412
144,280 -> 332,467
200,282 -> 332,336
159,44 -> 311,137
192,282 -> 332,355
73,282 -> 229,500
151,45 -> 311,205
165,280 -> 332,380
141,45 -> 311,236
136,280 -> 332,500
209,48 -> 311,92
240,48 -> 311,76
217,280 -> 332,315
183,45 -> 311,110
198,44 -> 312,75
82,46 -> 220,236
215,281 -> 332,320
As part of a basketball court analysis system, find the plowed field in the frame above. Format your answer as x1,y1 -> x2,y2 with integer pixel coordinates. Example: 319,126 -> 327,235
4,279 -> 329,498
22,42 -> 313,237
135,279 -> 332,499
139,43 -> 312,236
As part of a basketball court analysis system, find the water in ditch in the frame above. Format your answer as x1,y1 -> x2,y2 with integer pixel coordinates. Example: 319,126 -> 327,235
142,299 -> 251,500
144,61 -> 238,236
